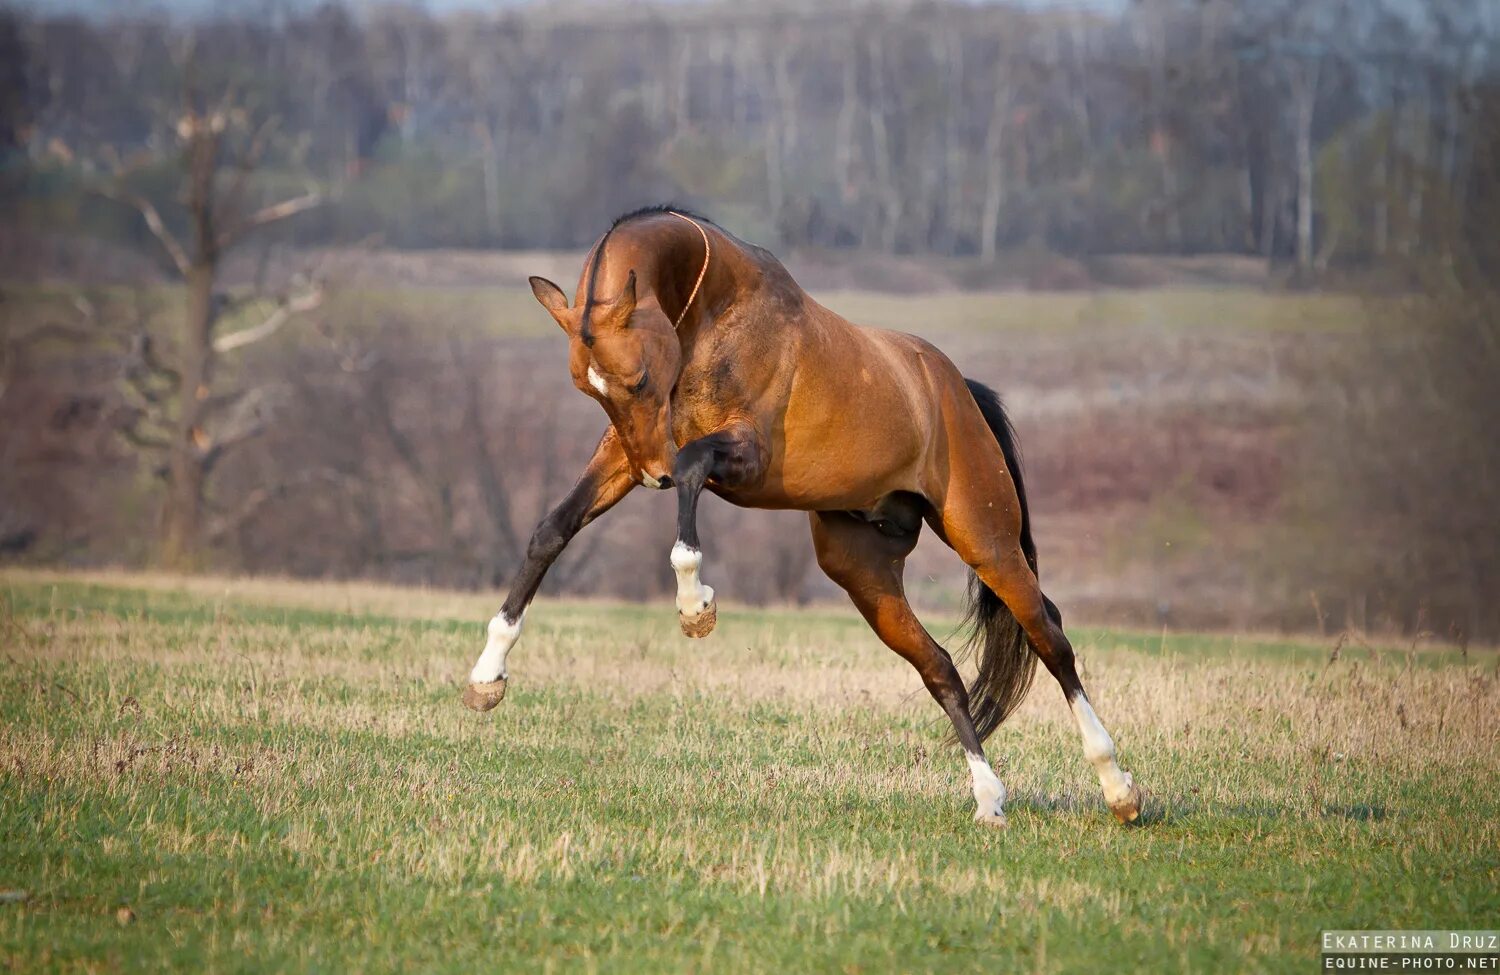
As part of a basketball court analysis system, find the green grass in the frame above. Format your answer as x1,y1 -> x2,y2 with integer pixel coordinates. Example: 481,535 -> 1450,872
2,570 -> 1497,973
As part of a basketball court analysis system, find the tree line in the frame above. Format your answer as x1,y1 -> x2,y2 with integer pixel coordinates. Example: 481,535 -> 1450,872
4,0 -> 1495,272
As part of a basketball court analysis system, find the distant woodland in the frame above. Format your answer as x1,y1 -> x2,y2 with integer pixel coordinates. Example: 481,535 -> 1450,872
3,0 -> 1496,272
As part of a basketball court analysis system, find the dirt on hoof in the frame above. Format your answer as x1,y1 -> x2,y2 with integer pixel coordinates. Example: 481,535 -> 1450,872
462,679 -> 508,712
679,597 -> 717,638
974,812 -> 1009,828
1109,781 -> 1144,824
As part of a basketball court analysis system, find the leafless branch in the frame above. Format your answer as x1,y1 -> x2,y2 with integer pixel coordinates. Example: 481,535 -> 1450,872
206,467 -> 352,542
220,114 -> 280,220
218,187 -> 323,250
213,281 -> 324,354
116,412 -> 172,452
94,186 -> 192,278
133,331 -> 181,383
7,321 -> 96,348
120,368 -> 166,409
201,382 -> 289,471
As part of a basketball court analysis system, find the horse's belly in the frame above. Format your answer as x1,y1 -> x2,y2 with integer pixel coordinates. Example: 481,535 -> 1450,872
777,394 -> 931,506
712,426 -> 927,511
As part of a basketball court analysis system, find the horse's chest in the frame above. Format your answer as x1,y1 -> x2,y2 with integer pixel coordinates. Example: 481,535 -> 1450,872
670,373 -> 748,443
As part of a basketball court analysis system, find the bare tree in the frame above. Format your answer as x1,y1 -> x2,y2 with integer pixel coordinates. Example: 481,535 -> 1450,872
98,88 -> 324,569
1287,53 -> 1323,276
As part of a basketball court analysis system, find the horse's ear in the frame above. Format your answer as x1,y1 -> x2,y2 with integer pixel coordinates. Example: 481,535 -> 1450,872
594,270 -> 638,331
529,276 -> 569,321
610,270 -> 637,311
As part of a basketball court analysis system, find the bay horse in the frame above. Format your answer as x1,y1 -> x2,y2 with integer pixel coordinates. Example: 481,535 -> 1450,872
462,206 -> 1141,826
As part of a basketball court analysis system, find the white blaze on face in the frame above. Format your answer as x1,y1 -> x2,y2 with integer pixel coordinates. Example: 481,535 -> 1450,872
1070,695 -> 1134,805
586,365 -> 608,396
966,751 -> 1007,822
670,541 -> 714,617
470,611 -> 524,684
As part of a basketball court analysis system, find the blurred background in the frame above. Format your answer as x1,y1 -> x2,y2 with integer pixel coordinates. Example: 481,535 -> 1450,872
1,0 -> 1496,641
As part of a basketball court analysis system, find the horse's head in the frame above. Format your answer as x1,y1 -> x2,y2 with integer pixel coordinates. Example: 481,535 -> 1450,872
529,271 -> 683,488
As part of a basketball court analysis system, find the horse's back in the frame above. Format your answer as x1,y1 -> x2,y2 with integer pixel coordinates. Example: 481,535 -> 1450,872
753,297 -> 984,505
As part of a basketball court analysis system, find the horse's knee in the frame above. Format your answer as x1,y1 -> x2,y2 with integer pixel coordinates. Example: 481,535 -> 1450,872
526,517 -> 571,565
718,436 -> 768,487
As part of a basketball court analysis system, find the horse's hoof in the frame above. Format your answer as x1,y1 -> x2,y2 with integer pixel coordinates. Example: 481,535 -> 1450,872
1108,780 -> 1143,824
462,679 -> 507,712
679,597 -> 717,638
974,810 -> 1008,828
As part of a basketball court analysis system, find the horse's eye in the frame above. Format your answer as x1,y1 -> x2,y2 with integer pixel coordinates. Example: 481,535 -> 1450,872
627,371 -> 649,395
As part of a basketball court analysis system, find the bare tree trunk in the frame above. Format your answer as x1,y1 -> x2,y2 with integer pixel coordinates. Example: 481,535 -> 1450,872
1290,58 -> 1321,276
160,118 -> 222,571
1239,162 -> 1256,251
980,65 -> 1011,264
1404,100 -> 1431,256
1134,2 -> 1180,249
865,33 -> 902,254
478,117 -> 503,240
1373,111 -> 1390,257
940,24 -> 966,254
835,40 -> 859,208
671,36 -> 692,131
1259,166 -> 1278,262
401,40 -> 420,144
765,35 -> 795,237
161,262 -> 214,570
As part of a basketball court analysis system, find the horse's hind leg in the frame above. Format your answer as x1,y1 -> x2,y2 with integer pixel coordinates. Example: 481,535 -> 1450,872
810,511 -> 1009,826
938,496 -> 1143,823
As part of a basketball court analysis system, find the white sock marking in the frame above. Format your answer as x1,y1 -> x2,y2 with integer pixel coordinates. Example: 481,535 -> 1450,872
470,611 -> 524,683
966,751 -> 1007,822
670,541 -> 714,616
641,472 -> 662,489
1070,696 -> 1134,805
586,365 -> 608,396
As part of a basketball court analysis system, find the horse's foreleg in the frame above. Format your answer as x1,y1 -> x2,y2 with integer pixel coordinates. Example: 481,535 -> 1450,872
670,423 -> 766,638
463,430 -> 635,711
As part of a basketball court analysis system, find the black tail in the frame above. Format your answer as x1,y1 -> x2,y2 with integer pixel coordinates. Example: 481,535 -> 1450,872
957,379 -> 1060,744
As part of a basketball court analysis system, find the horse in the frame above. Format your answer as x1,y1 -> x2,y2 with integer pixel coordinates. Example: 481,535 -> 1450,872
461,205 -> 1142,827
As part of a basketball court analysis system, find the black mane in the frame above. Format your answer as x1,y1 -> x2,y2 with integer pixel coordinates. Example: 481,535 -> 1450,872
610,203 -> 713,229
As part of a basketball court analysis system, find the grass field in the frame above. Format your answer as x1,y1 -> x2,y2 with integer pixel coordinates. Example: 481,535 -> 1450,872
2,570 -> 1496,973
